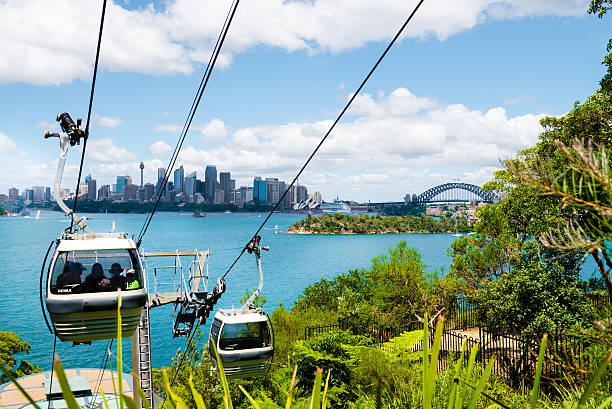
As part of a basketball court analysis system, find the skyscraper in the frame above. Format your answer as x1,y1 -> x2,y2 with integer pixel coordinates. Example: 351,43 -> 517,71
140,162 -> 145,188
87,179 -> 97,200
174,165 -> 185,193
296,185 -> 308,203
8,188 -> 18,199
265,178 -> 279,204
155,167 -> 166,198
253,177 -> 266,204
116,176 -> 132,194
204,165 -> 217,202
184,171 -> 196,197
219,172 -> 231,204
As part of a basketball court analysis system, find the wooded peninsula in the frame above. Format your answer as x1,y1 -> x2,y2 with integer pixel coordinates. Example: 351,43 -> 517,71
287,213 -> 472,234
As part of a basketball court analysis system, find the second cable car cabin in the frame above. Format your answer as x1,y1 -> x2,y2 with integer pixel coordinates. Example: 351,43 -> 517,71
209,308 -> 273,378
208,236 -> 274,378
45,233 -> 147,343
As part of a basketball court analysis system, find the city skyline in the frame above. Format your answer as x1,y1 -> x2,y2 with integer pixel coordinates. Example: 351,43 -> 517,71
0,1 -> 609,201
0,162 -> 318,213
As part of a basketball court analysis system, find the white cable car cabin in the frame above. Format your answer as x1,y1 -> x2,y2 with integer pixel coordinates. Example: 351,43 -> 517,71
209,236 -> 274,378
209,308 -> 273,378
42,114 -> 147,343
46,234 -> 147,343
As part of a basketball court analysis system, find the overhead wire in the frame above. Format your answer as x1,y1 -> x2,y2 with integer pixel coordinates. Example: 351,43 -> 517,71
136,0 -> 240,247
70,0 -> 108,233
222,0 -> 427,280
90,339 -> 114,408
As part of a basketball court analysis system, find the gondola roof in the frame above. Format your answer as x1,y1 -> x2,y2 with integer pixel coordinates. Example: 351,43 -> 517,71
215,308 -> 268,324
57,233 -> 136,251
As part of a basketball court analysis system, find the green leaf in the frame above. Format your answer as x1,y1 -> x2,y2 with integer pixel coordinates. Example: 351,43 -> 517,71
530,334 -> 547,409
285,365 -> 298,409
122,393 -> 140,409
578,351 -> 611,408
238,384 -> 262,409
189,372 -> 206,409
53,355 -> 81,409
321,369 -> 331,409
116,290 -> 124,409
212,341 -> 233,409
310,367 -> 323,409
101,389 -> 110,409
466,355 -> 495,409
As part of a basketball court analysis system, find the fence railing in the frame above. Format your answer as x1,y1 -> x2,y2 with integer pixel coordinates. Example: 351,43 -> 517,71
304,314 -> 599,388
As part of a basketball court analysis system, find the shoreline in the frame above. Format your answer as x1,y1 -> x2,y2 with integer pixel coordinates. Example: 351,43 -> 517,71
285,230 -> 461,235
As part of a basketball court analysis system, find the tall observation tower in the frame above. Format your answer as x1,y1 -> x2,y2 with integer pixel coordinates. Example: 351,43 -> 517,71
140,162 -> 145,188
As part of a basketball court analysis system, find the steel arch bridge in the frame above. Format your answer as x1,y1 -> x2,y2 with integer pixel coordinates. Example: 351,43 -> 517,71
413,182 -> 500,204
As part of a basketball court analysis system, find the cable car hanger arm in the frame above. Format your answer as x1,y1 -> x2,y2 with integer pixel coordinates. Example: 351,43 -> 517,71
44,112 -> 91,233
240,235 -> 268,312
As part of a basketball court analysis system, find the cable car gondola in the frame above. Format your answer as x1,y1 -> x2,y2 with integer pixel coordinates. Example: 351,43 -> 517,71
209,236 -> 274,378
42,113 -> 147,343
46,234 -> 147,342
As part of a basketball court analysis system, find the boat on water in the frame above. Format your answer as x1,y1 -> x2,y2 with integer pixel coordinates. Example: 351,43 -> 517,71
35,210 -> 41,220
193,211 -> 206,218
452,233 -> 462,237
320,202 -> 352,214
224,210 -> 232,214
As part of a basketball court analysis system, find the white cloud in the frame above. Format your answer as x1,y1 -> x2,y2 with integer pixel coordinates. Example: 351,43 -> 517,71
95,115 -> 123,128
167,87 -> 545,200
150,140 -> 172,156
201,118 -> 228,142
0,0 -> 587,85
36,120 -> 58,129
505,95 -> 534,105
153,124 -> 183,133
0,132 -> 17,155
88,138 -> 137,162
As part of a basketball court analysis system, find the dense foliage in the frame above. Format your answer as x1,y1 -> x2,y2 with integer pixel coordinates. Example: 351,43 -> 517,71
288,213 -> 470,234
381,204 -> 425,216
0,331 -> 41,383
0,205 -> 6,215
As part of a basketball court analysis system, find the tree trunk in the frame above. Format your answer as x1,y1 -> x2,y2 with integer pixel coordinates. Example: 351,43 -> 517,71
591,250 -> 612,299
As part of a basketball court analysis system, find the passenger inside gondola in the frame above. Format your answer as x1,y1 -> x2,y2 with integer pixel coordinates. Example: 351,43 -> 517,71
109,263 -> 126,289
85,263 -> 108,292
56,262 -> 79,287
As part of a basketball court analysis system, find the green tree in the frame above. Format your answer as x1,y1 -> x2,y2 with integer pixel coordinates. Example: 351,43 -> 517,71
0,331 -> 41,383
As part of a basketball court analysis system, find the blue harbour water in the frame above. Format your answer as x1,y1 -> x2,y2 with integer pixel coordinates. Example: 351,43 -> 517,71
0,211 -> 599,372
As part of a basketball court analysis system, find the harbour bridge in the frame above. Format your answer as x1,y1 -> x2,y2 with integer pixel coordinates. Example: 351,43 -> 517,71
364,182 -> 500,208
411,182 -> 500,204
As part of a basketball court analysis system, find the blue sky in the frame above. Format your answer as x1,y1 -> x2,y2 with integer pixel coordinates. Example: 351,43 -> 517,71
0,0 -> 609,201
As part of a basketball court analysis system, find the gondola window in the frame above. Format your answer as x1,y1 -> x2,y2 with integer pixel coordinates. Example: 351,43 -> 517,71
50,249 -> 142,294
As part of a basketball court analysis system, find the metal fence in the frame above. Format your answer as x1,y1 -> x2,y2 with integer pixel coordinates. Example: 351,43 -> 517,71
304,314 -> 599,387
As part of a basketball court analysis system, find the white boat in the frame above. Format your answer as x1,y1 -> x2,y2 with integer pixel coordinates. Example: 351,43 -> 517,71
224,210 -> 231,214
452,233 -> 462,237
35,210 -> 41,220
319,202 -> 352,214
274,225 -> 279,234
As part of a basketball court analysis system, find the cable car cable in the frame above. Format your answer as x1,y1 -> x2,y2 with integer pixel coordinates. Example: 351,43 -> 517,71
221,0 -> 426,280
90,339 -> 113,408
161,321 -> 201,407
47,336 -> 57,402
136,0 -> 240,247
70,0 -> 108,233
39,240 -> 55,334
